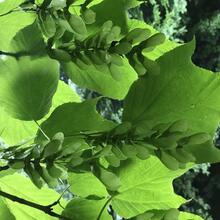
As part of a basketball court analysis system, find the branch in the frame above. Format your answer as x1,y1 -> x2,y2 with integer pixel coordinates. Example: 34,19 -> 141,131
0,190 -> 71,220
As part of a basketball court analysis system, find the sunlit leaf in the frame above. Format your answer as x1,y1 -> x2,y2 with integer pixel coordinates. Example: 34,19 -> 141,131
0,0 -> 25,15
38,99 -> 116,140
0,173 -> 64,220
0,11 -> 36,51
112,157 -> 187,218
123,40 -> 220,163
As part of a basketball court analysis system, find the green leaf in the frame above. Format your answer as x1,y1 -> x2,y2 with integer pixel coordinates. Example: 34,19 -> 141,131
35,0 -> 44,5
124,0 -> 142,9
68,172 -> 108,198
0,198 -> 15,220
0,80 -> 80,145
62,58 -> 137,100
10,22 -> 46,55
49,0 -> 66,9
0,173 -> 64,220
37,99 -> 116,140
127,19 -> 179,60
0,169 -> 15,179
0,108 -> 37,145
0,11 -> 36,51
63,198 -> 111,220
88,0 -> 104,7
123,40 -> 220,163
91,0 -> 142,33
66,158 -> 187,219
51,81 -> 81,106
131,209 -> 180,220
91,0 -> 128,34
0,0 -> 25,15
179,212 -> 203,220
0,56 -> 59,121
111,157 -> 186,218
96,167 -> 121,191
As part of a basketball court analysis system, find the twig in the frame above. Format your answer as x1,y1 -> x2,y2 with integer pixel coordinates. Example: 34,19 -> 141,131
34,120 -> 50,141
48,185 -> 71,208
0,189 -> 71,220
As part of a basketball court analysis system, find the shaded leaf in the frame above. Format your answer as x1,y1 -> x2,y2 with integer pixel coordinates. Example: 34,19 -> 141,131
62,58 -> 137,100
63,198 -> 111,220
10,21 -> 46,56
0,56 -> 59,121
91,0 -> 128,34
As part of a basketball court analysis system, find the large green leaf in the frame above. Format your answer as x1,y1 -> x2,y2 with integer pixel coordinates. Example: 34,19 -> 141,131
38,99 -> 116,140
123,40 -> 220,163
10,22 -> 46,56
63,198 -> 111,220
0,81 -> 80,145
0,11 -> 36,51
112,157 -> 186,218
63,58 -> 137,100
0,0 -> 25,15
0,56 -> 59,121
0,173 -> 64,220
68,172 -> 108,198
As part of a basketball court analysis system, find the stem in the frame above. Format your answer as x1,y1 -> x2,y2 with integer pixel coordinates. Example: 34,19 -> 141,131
96,197 -> 112,220
34,120 -> 50,141
0,190 -> 71,220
